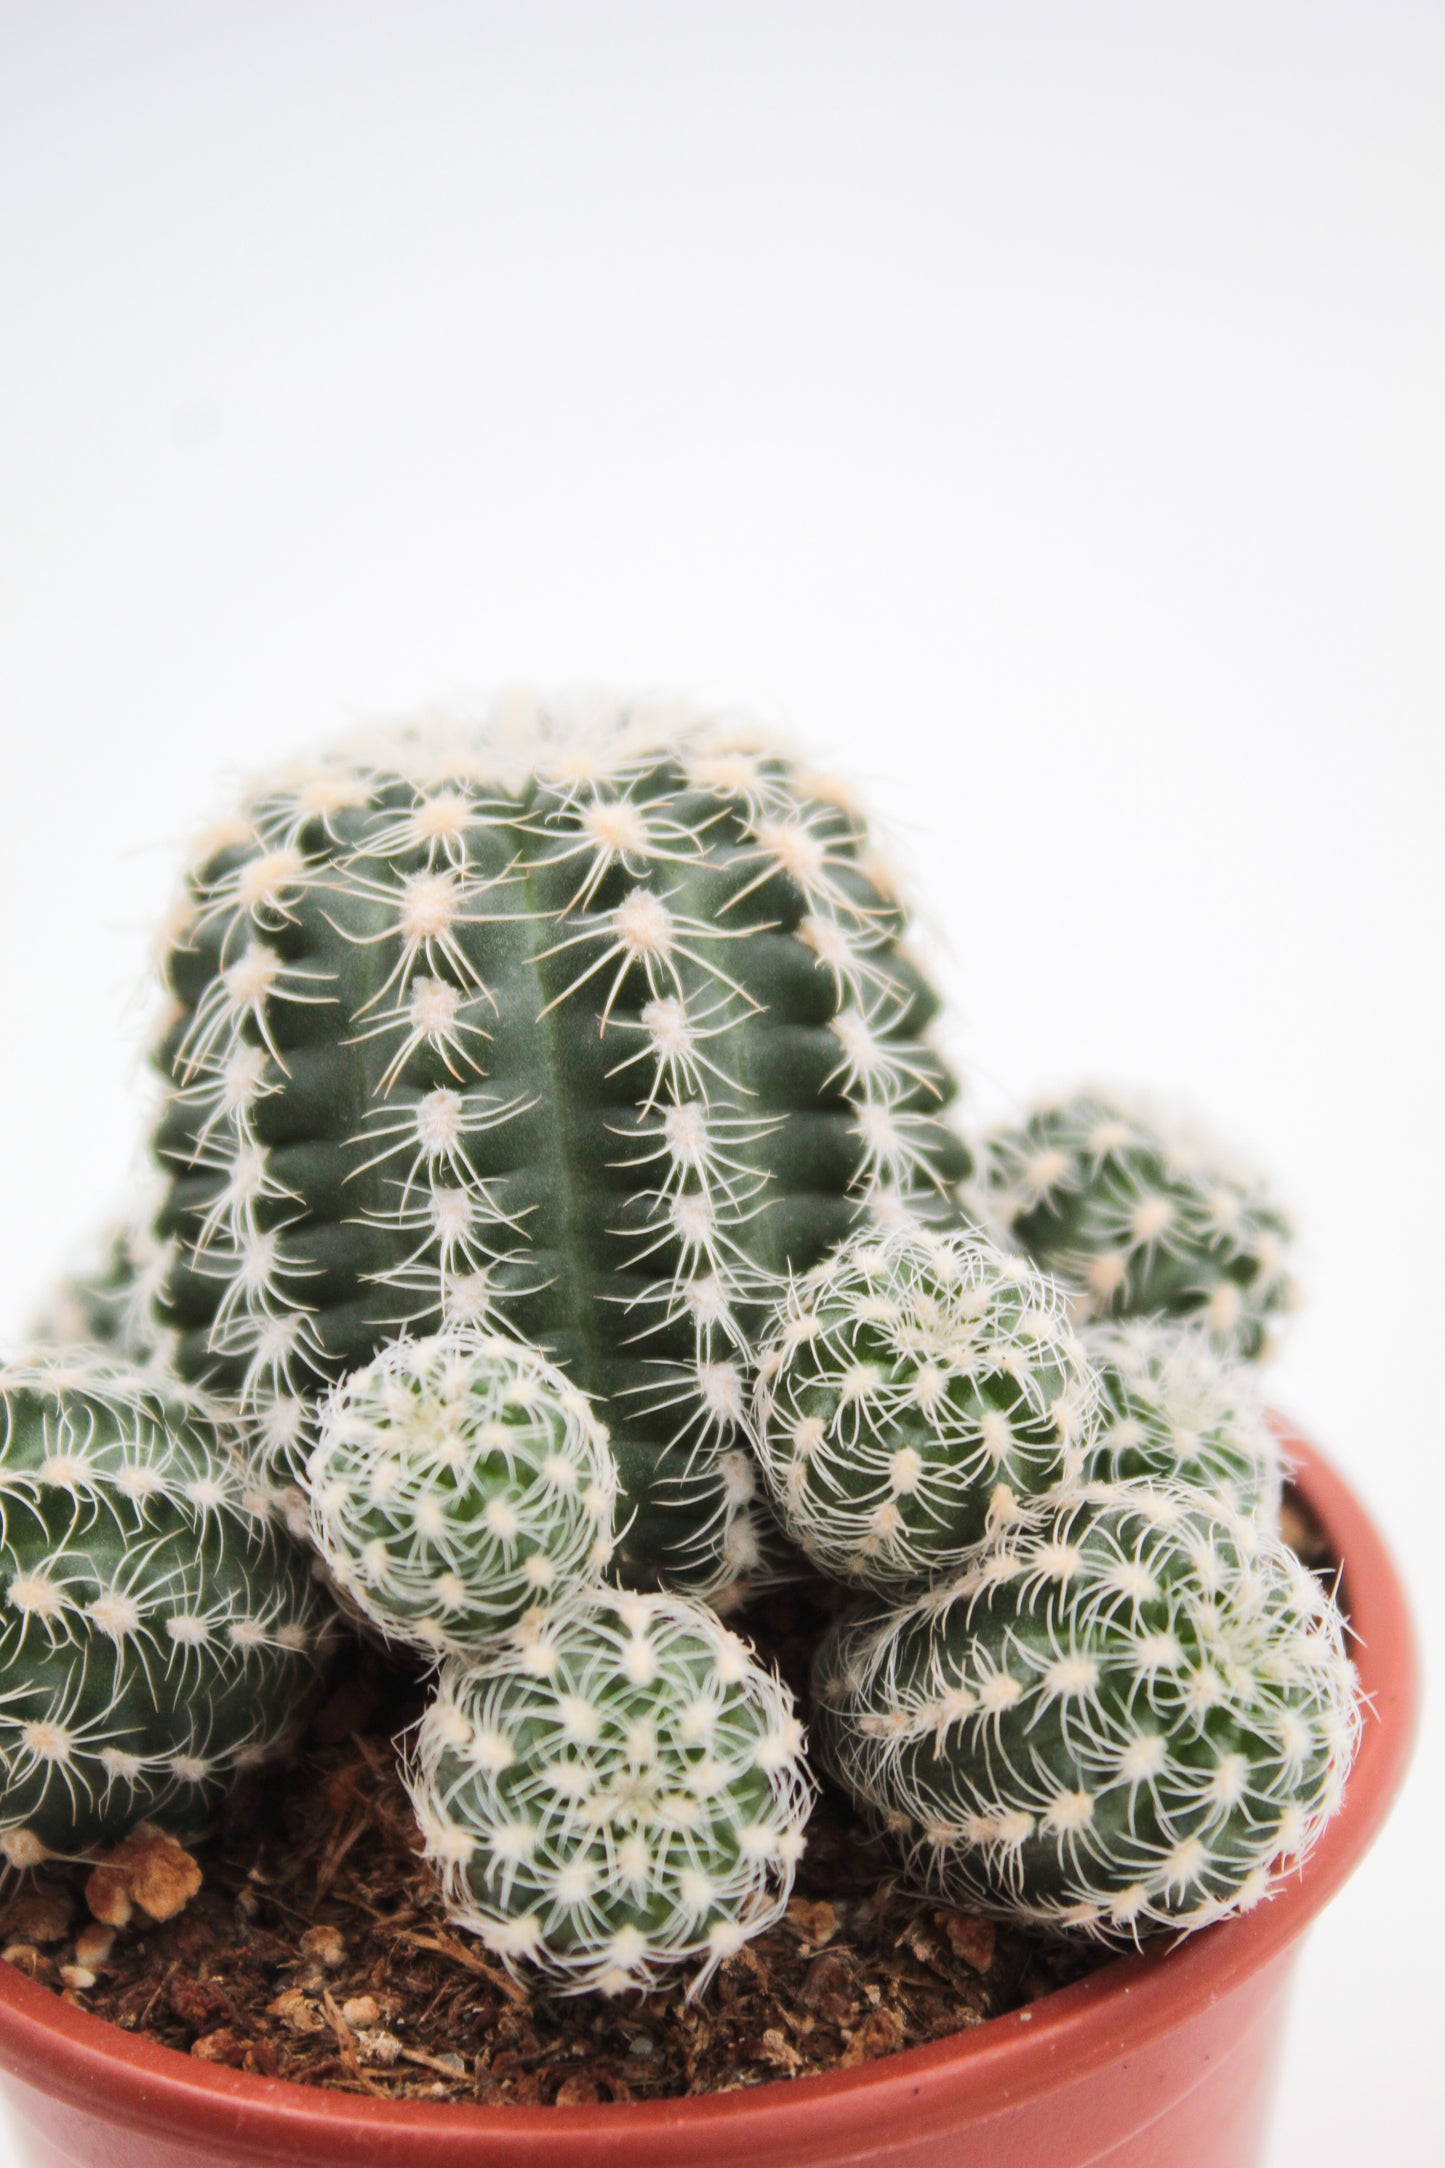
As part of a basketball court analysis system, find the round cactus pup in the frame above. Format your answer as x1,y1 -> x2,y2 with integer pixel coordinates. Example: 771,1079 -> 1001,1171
752,1225 -> 1102,1592
1083,1317 -> 1283,1525
0,1351 -> 332,1860
305,1329 -> 618,1657
977,1088 -> 1297,1359
405,1584 -> 815,1995
812,1483 -> 1359,1942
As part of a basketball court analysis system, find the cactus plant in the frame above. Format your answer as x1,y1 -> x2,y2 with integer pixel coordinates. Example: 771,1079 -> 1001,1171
976,1088 -> 1297,1359
812,1481 -> 1359,1940
404,1582 -> 814,1995
305,1327 -> 618,1657
1083,1317 -> 1283,1524
970,1084 -> 1299,1352
752,1224 -> 1101,1592
0,1351 -> 331,1862
145,695 -> 971,1599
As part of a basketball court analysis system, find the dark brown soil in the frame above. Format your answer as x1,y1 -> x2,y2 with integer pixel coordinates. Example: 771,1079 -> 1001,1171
1,1489 -> 1333,2104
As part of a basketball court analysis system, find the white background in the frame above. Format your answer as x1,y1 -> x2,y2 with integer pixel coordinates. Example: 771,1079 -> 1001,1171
1,4 -> 1441,2160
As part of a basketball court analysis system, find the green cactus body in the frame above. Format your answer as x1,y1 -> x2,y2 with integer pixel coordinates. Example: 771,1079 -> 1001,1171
306,1328 -> 618,1656
1083,1318 -> 1283,1524
753,1226 -> 1100,1592
0,1352 -> 331,1859
148,698 -> 970,1598
813,1483 -> 1358,1940
405,1584 -> 814,1995
978,1089 -> 1297,1359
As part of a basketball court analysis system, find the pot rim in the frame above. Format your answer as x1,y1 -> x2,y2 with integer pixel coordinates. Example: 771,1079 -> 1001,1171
0,1426 -> 1418,2159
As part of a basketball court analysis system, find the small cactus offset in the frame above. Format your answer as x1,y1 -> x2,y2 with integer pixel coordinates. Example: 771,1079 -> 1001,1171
146,695 -> 971,1599
812,1483 -> 1359,1940
405,1584 -> 814,1995
752,1224 -> 1101,1591
977,1088 -> 1297,1359
0,1352 -> 331,1861
305,1328 -> 618,1657
1084,1318 -> 1283,1525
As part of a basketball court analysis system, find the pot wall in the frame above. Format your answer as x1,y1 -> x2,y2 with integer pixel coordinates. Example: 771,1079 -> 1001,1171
0,1948 -> 1298,2168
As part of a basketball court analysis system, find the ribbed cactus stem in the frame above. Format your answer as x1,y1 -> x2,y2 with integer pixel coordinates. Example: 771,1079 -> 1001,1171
0,1351 -> 331,1859
305,1328 -> 618,1657
978,1088 -> 1297,1359
753,1224 -> 1101,1591
405,1584 -> 814,1994
147,696 -> 971,1599
813,1481 -> 1359,1940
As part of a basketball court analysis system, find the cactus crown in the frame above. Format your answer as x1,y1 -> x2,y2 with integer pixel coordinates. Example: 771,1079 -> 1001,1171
148,694 -> 970,1598
0,1351 -> 329,1858
1083,1317 -> 1283,1525
305,1327 -> 618,1657
405,1583 -> 814,1996
813,1481 -> 1359,1942
978,1087 -> 1297,1359
753,1223 -> 1100,1591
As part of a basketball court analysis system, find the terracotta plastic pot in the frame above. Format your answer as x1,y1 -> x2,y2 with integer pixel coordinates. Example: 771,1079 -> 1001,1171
0,1428 -> 1416,2168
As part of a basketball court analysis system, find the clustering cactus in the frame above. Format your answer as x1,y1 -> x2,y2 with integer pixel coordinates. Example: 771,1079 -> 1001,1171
305,1328 -> 618,1656
1,690 -> 1364,2012
813,1482 -> 1359,1940
405,1583 -> 813,1995
753,1225 -> 1100,1591
146,695 -> 970,1599
1084,1318 -> 1283,1525
0,1351 -> 331,1860
978,1088 -> 1297,1359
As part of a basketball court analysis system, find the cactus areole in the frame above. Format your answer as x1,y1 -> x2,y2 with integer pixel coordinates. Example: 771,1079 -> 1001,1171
148,698 -> 970,1599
